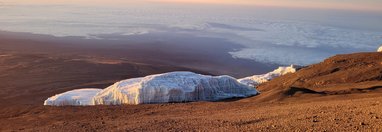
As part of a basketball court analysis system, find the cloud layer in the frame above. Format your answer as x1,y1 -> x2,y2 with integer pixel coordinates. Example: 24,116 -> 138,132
0,4 -> 381,65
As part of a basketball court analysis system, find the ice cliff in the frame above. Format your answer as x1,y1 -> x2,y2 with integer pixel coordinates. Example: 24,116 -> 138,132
92,72 -> 258,105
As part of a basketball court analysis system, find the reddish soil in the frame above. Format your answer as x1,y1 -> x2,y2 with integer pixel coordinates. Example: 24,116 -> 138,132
250,52 -> 382,102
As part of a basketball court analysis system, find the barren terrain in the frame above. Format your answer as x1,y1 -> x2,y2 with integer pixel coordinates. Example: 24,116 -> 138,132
1,31 -> 382,131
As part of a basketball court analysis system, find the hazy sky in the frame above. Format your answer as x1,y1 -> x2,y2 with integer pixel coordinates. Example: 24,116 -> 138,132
3,0 -> 382,12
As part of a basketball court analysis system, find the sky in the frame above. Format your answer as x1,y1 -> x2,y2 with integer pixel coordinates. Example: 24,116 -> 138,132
3,0 -> 382,12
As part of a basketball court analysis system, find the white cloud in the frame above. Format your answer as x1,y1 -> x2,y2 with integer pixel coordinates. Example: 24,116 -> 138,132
0,4 -> 381,65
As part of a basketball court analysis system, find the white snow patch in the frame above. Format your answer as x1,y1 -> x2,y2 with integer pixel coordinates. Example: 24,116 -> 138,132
238,65 -> 297,87
44,89 -> 102,106
92,72 -> 258,105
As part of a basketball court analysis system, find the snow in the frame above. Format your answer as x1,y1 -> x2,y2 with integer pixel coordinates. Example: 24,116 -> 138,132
43,67 -> 299,106
44,89 -> 102,106
92,72 -> 258,105
238,65 -> 297,87
378,46 -> 382,52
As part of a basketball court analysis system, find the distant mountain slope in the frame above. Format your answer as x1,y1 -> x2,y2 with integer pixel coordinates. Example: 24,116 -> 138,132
0,52 -> 210,106
247,52 -> 382,102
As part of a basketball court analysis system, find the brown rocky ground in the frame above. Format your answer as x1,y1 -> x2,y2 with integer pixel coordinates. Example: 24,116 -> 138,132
1,91 -> 381,131
1,31 -> 382,131
251,52 -> 382,102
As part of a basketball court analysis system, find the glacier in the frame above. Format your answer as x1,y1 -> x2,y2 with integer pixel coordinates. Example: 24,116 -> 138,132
43,67 -> 299,106
44,89 -> 102,106
92,72 -> 258,105
238,65 -> 297,87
